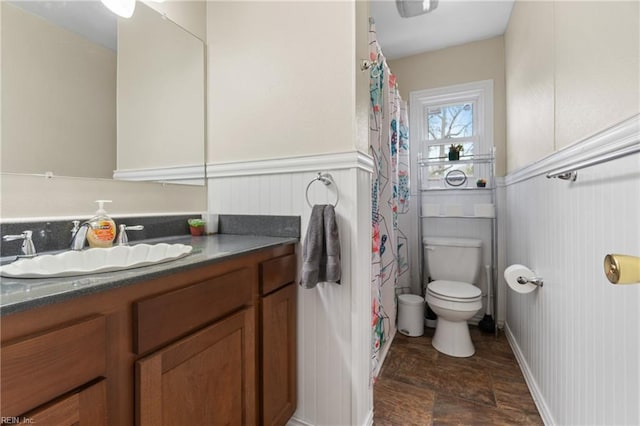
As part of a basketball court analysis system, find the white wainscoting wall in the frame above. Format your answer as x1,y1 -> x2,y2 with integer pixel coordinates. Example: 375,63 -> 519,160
207,152 -> 373,426
504,116 -> 640,425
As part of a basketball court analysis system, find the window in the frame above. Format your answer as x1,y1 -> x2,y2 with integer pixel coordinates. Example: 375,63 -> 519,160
409,80 -> 493,181
426,101 -> 476,159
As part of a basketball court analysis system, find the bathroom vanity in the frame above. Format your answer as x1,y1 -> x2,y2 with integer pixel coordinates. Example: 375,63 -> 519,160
0,235 -> 298,426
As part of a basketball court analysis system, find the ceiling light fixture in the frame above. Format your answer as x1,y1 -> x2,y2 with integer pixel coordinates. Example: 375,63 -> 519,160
101,0 -> 136,19
396,0 -> 439,18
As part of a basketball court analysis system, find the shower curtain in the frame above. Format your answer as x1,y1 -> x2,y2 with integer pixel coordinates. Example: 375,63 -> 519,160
369,19 -> 410,379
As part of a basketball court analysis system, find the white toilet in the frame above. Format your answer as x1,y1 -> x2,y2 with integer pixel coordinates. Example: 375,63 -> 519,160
424,237 -> 483,357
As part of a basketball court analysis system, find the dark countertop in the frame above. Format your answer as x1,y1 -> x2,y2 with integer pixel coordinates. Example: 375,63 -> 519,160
0,234 -> 298,316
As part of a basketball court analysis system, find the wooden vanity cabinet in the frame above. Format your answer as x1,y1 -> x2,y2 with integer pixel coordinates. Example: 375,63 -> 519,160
260,254 -> 298,426
133,267 -> 257,425
22,380 -> 107,426
0,315 -> 107,422
136,308 -> 256,426
0,243 -> 297,426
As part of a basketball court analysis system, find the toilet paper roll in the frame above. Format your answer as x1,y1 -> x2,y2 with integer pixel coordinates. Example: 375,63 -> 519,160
504,264 -> 538,294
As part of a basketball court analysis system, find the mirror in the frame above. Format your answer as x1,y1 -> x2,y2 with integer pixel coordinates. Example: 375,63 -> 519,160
1,1 -> 206,185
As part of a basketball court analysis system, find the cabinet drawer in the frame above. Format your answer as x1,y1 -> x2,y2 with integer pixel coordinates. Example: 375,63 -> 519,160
134,268 -> 253,355
0,315 -> 107,418
25,379 -> 107,426
260,254 -> 297,295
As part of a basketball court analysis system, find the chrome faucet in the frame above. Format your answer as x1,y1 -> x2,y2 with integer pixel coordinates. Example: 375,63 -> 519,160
116,224 -> 144,245
71,220 -> 81,238
70,221 -> 91,251
3,230 -> 37,257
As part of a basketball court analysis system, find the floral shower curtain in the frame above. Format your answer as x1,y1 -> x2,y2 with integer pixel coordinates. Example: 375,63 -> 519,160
369,19 -> 410,379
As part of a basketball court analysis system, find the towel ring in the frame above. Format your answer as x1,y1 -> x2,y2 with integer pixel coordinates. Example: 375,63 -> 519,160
305,173 -> 339,208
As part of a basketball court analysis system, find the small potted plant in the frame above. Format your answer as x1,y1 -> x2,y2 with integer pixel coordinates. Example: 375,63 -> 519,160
476,178 -> 487,188
448,144 -> 463,161
187,219 -> 205,236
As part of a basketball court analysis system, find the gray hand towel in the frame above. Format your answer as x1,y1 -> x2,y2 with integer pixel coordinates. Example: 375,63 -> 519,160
320,205 -> 341,284
301,205 -> 325,289
300,204 -> 341,288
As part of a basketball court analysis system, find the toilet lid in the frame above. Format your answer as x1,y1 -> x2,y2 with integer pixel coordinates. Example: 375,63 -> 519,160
428,280 -> 481,299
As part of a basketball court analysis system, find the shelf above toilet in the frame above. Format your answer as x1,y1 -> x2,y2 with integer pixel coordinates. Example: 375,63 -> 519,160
421,214 -> 494,219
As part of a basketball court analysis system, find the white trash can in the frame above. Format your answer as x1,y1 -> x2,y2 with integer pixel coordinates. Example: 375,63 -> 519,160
397,294 -> 425,337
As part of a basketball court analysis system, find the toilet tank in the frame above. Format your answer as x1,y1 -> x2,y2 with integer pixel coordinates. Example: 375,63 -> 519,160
423,237 -> 482,284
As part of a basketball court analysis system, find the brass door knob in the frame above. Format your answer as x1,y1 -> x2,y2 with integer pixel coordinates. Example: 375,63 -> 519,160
604,254 -> 640,284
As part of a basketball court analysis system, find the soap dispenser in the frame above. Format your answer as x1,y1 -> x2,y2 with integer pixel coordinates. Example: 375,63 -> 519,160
86,200 -> 117,248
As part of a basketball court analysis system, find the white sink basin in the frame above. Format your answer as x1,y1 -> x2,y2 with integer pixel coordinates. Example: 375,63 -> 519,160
0,243 -> 193,279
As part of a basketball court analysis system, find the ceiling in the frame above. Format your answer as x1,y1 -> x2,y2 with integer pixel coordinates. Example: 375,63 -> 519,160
370,0 -> 515,60
11,0 -> 514,61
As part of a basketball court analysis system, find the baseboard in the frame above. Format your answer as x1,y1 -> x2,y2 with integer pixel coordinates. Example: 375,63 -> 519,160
363,408 -> 374,426
288,410 -> 374,426
504,323 -> 555,425
287,416 -> 314,426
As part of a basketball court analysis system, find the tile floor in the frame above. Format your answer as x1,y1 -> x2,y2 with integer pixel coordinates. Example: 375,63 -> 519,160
374,326 -> 543,425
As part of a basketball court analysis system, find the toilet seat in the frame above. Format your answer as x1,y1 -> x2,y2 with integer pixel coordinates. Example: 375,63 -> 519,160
427,280 -> 481,302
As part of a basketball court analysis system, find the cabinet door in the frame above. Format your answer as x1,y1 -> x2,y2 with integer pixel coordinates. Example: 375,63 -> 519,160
261,283 -> 297,426
0,315 -> 106,418
136,308 -> 256,426
24,380 -> 107,425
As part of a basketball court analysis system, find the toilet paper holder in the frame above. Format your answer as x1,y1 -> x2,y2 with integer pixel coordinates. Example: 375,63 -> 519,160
505,264 -> 542,294
516,276 -> 544,287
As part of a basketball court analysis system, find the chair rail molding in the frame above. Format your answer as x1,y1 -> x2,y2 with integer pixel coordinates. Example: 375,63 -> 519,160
206,151 -> 374,178
113,164 -> 205,182
505,114 -> 639,186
